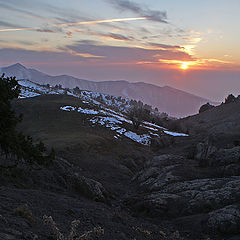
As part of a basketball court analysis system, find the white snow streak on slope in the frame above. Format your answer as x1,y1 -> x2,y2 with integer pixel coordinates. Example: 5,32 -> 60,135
143,126 -> 159,132
60,106 -> 76,112
90,117 -> 122,125
164,130 -> 189,137
20,89 -> 41,98
124,131 -> 150,145
143,121 -> 167,130
18,79 -> 189,144
59,105 -> 188,144
77,107 -> 98,115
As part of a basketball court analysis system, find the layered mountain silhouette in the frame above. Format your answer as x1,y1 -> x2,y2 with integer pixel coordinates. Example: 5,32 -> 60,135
1,63 -> 217,117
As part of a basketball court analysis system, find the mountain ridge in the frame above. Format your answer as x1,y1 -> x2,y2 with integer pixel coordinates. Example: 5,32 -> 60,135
1,63 -> 218,117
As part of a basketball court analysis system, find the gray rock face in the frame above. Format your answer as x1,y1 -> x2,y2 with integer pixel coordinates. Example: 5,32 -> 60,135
207,205 -> 240,234
128,154 -> 240,234
208,147 -> 240,167
195,138 -> 240,168
195,142 -> 217,163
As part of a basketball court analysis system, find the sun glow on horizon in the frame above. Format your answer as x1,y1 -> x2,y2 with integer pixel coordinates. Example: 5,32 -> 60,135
180,62 -> 189,70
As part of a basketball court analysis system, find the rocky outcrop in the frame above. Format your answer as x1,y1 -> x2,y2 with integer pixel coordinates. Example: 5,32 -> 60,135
127,154 -> 240,235
207,205 -> 240,234
206,147 -> 240,167
68,174 -> 109,202
195,139 -> 240,175
195,142 -> 217,164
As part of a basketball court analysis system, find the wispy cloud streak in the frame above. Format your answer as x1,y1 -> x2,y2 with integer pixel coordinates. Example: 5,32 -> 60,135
0,17 -> 149,32
55,17 -> 149,27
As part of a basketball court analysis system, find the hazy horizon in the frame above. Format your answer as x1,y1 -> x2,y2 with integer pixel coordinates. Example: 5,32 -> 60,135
1,62 -> 239,102
0,0 -> 239,102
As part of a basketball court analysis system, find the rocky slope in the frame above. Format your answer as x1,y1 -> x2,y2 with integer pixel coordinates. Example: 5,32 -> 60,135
0,94 -> 191,240
125,100 -> 240,239
0,86 -> 239,239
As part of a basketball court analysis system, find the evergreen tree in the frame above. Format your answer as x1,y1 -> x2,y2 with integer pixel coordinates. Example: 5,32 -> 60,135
73,86 -> 80,95
0,74 -> 54,166
127,106 -> 151,130
0,74 -> 21,154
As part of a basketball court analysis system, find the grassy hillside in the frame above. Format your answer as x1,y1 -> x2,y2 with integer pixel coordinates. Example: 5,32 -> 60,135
13,94 -> 157,151
13,94 -> 153,193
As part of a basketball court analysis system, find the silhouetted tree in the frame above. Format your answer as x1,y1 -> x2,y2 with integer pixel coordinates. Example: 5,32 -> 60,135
0,74 -> 21,154
64,88 -> 70,95
96,95 -> 104,103
73,86 -> 80,95
127,106 -> 150,130
54,84 -> 62,90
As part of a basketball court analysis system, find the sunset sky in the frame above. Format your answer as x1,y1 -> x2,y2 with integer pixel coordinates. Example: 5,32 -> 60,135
0,0 -> 239,101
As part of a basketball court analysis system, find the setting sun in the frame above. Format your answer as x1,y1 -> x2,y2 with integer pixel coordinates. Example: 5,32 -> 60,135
180,62 -> 189,70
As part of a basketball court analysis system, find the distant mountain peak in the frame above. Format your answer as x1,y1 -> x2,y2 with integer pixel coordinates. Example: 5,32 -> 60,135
9,63 -> 27,69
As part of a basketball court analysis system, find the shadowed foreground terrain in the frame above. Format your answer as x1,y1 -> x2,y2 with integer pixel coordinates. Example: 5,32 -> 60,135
0,94 -> 240,240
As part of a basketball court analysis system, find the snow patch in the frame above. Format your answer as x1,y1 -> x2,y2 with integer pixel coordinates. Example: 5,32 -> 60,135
60,106 -> 76,112
124,131 -> 150,146
143,121 -> 166,130
116,128 -> 127,135
77,107 -> 98,115
91,116 -> 122,126
20,89 -> 41,98
164,130 -> 189,137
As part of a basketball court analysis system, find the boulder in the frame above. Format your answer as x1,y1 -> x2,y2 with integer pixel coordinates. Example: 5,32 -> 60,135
207,205 -> 240,234
127,152 -> 240,235
68,174 -> 109,202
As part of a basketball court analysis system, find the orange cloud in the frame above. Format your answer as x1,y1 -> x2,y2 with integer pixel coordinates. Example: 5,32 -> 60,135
0,28 -> 29,32
136,57 -> 235,70
65,49 -> 105,58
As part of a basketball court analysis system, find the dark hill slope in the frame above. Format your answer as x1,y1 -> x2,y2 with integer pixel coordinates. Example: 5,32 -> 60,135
1,95 -> 175,240
12,94 -> 179,217
13,95 -> 153,191
176,100 -> 240,147
1,95 -> 240,239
